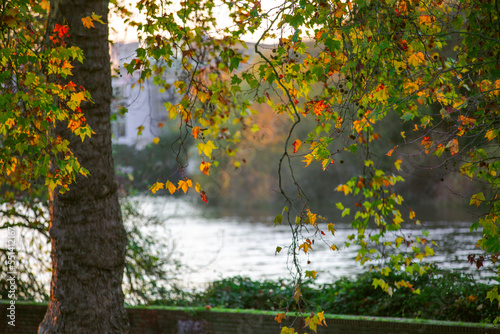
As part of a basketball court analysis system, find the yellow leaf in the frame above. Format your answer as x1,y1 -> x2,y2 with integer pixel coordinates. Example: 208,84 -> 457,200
165,180 -> 177,194
470,192 -> 485,207
178,179 -> 193,194
200,161 -> 211,175
330,243 -> 338,251
280,327 -> 295,334
485,129 -> 498,141
70,91 -> 86,108
394,159 -> 402,171
317,311 -> 327,326
409,209 -> 415,220
196,140 -> 217,158
81,16 -> 95,28
195,182 -> 202,193
152,137 -> 160,144
91,13 -> 104,24
336,184 -> 351,196
302,153 -> 313,167
137,125 -> 144,136
408,52 -> 426,67
149,182 -> 164,194
299,242 -> 312,254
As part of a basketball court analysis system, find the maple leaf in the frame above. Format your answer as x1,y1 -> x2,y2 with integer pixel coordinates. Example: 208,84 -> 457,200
299,242 -> 312,254
420,136 -> 433,153
336,184 -> 351,196
280,327 -> 295,334
178,179 -> 193,193
292,139 -> 302,153
196,140 -> 217,158
165,180 -> 176,194
470,192 -> 485,207
302,153 -> 313,167
485,129 -> 498,141
200,191 -> 208,203
149,182 -> 164,194
274,313 -> 286,323
200,161 -> 211,175
54,24 -> 69,38
327,223 -> 335,235
446,138 -> 459,156
305,270 -> 318,279
394,159 -> 403,171
192,126 -> 201,139
81,16 -> 95,28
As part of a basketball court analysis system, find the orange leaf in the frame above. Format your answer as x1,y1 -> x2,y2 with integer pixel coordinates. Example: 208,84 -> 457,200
178,179 -> 193,193
274,313 -> 287,323
192,126 -> 201,139
200,161 -> 211,175
386,145 -> 398,157
81,16 -> 95,28
292,139 -> 302,153
299,242 -> 312,254
446,139 -> 459,156
165,180 -> 177,194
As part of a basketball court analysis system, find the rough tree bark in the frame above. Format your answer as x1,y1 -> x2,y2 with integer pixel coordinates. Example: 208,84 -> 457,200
39,0 -> 129,332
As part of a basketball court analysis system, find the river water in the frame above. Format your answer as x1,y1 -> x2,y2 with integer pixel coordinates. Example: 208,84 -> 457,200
135,196 -> 493,290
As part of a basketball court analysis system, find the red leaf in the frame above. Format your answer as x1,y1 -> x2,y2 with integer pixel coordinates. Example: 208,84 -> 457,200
200,191 -> 208,203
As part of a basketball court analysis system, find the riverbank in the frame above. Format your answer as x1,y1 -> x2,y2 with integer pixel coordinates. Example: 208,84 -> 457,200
152,269 -> 498,324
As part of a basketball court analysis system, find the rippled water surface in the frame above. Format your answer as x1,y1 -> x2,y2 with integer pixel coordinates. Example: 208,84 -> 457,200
136,196 -> 492,289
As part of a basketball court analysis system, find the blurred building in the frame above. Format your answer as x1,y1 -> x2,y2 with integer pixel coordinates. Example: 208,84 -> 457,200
110,42 -> 181,149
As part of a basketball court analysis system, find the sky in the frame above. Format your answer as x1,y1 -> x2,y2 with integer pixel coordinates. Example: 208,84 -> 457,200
109,0 -> 284,44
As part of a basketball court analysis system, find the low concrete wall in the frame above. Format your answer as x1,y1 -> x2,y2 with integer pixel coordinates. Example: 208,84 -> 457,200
1,301 -> 499,333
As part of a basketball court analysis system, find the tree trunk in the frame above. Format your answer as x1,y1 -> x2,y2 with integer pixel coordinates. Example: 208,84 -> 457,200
39,0 -> 129,332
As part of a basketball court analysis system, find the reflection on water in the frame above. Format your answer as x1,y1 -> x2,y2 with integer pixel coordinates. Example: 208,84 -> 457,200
136,196 -> 493,290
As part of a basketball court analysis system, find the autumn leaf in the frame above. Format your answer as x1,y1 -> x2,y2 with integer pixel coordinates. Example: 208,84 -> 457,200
274,313 -> 287,323
394,159 -> 402,171
81,16 -> 95,28
299,242 -> 312,254
137,125 -> 145,136
178,179 -> 193,193
327,223 -> 335,235
446,138 -> 459,156
305,270 -> 318,279
200,191 -> 208,203
336,184 -> 351,196
470,192 -> 485,207
152,137 -> 160,144
200,160 -> 211,175
302,153 -> 313,167
292,139 -> 302,153
386,145 -> 397,157
192,126 -> 201,139
149,182 -> 164,194
196,140 -> 217,158
409,209 -> 416,220
165,180 -> 177,194
54,24 -> 69,38
293,285 -> 302,302
280,327 -> 295,334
